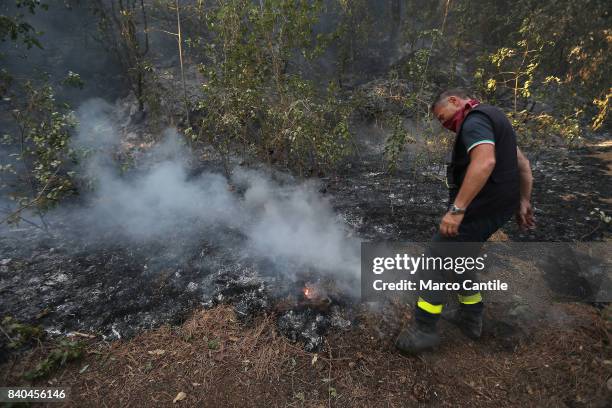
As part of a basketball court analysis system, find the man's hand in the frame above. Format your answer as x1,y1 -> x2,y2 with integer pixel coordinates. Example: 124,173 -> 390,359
516,199 -> 536,230
439,211 -> 464,237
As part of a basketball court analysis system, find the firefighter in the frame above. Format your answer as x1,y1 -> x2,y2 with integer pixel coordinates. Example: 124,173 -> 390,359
395,88 -> 535,354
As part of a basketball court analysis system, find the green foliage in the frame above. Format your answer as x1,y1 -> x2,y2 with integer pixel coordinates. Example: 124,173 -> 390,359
261,80 -> 354,173
1,316 -> 45,349
0,0 -> 48,49
62,71 -> 84,89
509,109 -> 584,160
0,3 -> 82,228
207,338 -> 220,350
460,0 -> 610,126
376,2 -> 447,175
91,0 -> 153,113
384,114 -> 415,174
370,0 -> 609,177
194,0 -> 354,174
23,339 -> 85,380
1,317 -> 82,386
591,89 -> 611,131
2,0 -> 608,209
477,38 -> 547,112
1,76 -> 78,225
328,0 -> 373,86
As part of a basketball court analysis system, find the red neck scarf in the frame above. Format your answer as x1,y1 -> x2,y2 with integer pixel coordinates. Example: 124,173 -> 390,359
442,99 -> 480,133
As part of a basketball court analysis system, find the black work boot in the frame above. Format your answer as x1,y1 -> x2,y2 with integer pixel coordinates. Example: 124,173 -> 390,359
445,302 -> 484,340
395,307 -> 441,355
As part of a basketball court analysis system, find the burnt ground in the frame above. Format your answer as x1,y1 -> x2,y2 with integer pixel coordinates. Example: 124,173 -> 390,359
0,137 -> 611,406
326,139 -> 612,242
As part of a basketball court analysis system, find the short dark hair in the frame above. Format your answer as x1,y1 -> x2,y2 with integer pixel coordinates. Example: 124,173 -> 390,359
430,88 -> 472,112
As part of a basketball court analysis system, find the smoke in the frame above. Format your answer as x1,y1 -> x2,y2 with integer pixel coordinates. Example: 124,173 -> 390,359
234,169 -> 360,281
68,98 -> 360,291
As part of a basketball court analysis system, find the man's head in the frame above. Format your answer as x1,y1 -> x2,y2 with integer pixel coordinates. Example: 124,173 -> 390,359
430,88 -> 473,126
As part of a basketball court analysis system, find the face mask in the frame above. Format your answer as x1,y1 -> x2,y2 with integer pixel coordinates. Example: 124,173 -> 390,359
442,99 -> 480,133
442,109 -> 464,133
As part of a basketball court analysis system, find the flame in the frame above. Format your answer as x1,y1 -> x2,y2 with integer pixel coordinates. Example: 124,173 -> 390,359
303,285 -> 317,300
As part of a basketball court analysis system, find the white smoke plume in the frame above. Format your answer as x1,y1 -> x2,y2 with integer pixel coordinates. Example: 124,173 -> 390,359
69,98 -> 360,290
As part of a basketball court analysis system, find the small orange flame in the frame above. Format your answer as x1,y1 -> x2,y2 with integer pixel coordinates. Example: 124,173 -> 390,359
303,285 -> 317,300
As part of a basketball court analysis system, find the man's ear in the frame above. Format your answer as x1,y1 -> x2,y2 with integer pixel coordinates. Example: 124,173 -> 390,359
448,96 -> 458,106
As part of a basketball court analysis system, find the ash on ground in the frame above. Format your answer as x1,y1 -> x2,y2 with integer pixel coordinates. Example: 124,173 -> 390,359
199,268 -> 356,352
277,306 -> 353,352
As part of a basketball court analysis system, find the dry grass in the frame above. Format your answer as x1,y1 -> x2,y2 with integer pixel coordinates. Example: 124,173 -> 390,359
1,302 -> 611,407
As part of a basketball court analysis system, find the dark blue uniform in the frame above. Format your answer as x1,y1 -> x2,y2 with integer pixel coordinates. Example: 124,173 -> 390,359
417,104 -> 520,312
